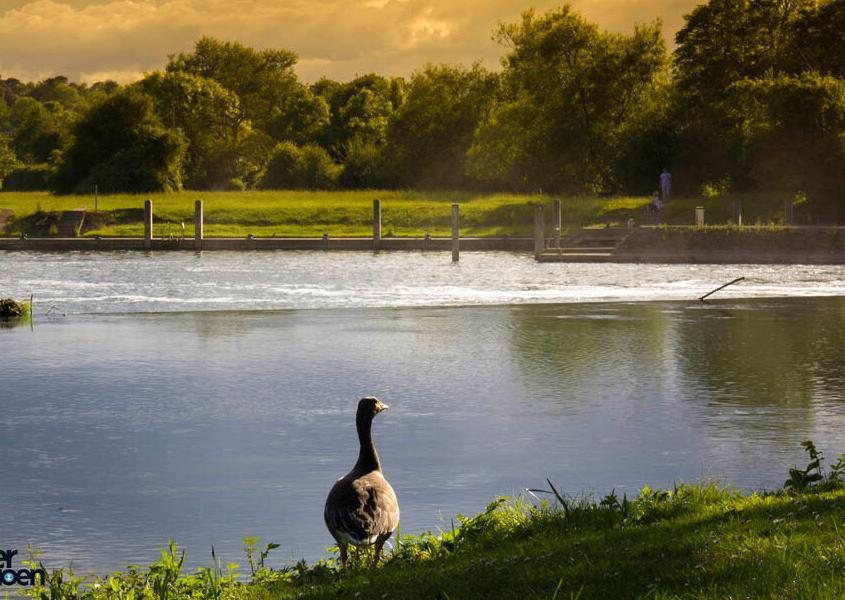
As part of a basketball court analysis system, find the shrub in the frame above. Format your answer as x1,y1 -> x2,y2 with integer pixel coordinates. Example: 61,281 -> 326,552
297,143 -> 339,190
223,177 -> 246,191
1,164 -> 55,191
257,142 -> 301,189
0,298 -> 29,318
257,142 -> 339,190
339,138 -> 389,188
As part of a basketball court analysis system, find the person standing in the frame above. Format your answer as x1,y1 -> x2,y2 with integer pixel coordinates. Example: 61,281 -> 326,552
651,191 -> 661,225
660,168 -> 672,201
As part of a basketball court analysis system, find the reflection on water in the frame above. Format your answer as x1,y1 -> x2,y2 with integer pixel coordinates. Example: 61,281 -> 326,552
1,297 -> 844,577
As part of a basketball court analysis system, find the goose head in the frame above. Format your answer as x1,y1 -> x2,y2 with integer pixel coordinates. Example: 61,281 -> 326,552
358,396 -> 389,419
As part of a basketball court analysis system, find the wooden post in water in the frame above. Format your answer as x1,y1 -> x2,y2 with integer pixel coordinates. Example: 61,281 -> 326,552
144,199 -> 153,250
451,204 -> 460,262
534,205 -> 545,259
194,199 -> 203,250
373,199 -> 382,248
695,206 -> 705,227
552,199 -> 561,248
784,198 -> 794,226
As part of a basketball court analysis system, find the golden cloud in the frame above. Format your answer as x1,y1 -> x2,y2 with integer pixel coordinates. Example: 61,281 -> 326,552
0,0 -> 701,83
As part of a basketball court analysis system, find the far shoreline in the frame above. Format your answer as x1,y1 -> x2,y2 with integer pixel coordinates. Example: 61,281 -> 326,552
4,225 -> 845,265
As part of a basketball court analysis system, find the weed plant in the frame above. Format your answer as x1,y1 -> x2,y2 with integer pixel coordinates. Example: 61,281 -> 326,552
18,441 -> 845,599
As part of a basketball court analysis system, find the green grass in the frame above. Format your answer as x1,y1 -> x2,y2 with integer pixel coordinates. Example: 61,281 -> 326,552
21,443 -> 845,599
0,190 -> 801,238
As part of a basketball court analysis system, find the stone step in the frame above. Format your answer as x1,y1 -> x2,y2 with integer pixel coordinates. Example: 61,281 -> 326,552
542,252 -> 614,258
548,247 -> 618,253
55,209 -> 86,237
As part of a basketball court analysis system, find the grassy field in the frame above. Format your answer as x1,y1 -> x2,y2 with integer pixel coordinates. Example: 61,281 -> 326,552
0,190 -> 802,238
23,443 -> 845,599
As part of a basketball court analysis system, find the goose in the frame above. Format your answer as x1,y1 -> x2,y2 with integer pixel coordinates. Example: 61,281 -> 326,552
324,397 -> 399,568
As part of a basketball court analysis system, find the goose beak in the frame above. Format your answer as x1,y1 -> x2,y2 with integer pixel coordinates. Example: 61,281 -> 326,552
377,402 -> 389,413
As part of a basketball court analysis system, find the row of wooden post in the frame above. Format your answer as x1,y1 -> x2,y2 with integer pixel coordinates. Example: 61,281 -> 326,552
142,198 -> 463,257
144,195 -> 796,257
364,198 -> 461,260
143,199 -> 204,250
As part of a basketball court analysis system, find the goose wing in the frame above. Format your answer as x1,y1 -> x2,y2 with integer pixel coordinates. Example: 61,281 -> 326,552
324,472 -> 399,545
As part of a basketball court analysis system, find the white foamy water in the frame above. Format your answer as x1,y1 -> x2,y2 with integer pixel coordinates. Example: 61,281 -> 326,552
2,250 -> 844,314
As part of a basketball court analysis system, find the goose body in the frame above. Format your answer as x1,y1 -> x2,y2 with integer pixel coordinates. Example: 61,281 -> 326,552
324,397 -> 399,567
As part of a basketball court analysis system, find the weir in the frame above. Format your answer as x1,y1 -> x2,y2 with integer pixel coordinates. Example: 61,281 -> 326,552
3,198 -> 845,264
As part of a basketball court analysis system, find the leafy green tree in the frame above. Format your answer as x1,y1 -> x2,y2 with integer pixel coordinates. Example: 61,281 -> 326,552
3,97 -> 70,164
792,0 -> 845,77
674,0 -> 813,110
136,71 -> 247,188
265,86 -> 329,144
0,77 -> 28,107
614,102 -> 678,195
165,37 -> 323,185
315,74 -> 404,156
29,76 -> 85,110
53,89 -> 186,194
231,129 -> 276,188
672,0 -> 816,191
728,73 -> 845,219
0,134 -> 18,187
468,6 -> 667,193
167,37 -> 304,134
386,64 -> 498,189
84,80 -> 121,105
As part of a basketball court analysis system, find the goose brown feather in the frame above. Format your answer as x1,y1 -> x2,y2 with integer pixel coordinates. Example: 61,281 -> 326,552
324,397 -> 399,567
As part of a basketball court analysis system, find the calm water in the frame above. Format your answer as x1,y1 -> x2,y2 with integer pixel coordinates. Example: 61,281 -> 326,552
1,251 -> 845,576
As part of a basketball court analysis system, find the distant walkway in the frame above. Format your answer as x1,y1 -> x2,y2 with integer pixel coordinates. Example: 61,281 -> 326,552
536,226 -> 845,265
0,235 -> 534,252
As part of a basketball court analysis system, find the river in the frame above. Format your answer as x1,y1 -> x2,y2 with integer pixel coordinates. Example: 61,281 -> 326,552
1,250 -> 844,576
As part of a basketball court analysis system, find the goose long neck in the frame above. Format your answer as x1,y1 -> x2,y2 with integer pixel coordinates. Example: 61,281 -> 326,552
354,411 -> 381,473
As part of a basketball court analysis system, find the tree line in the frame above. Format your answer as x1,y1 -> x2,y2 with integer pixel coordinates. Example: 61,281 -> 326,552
1,1 -> 843,219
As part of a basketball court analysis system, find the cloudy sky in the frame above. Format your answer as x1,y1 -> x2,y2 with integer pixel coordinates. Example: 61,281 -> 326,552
0,0 -> 701,84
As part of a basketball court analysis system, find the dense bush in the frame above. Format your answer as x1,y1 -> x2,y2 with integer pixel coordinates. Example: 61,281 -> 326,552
256,142 -> 301,189
297,144 -> 340,189
257,142 -> 338,190
339,138 -> 389,188
52,89 -> 186,194
1,163 -> 54,190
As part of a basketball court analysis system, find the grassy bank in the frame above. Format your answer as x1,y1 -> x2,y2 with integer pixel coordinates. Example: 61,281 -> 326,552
21,444 -> 845,599
0,190 -> 802,238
